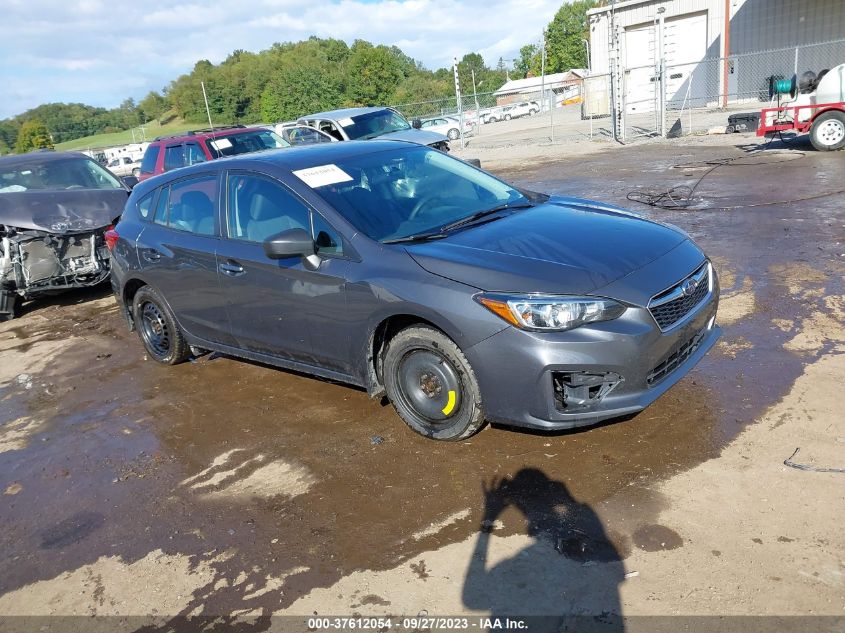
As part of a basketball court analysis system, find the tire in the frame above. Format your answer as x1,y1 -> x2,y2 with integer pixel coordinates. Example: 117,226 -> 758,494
0,290 -> 20,322
504,114 -> 512,121
447,128 -> 460,140
810,111 -> 845,151
132,286 -> 190,365
132,168 -> 141,177
383,325 -> 485,441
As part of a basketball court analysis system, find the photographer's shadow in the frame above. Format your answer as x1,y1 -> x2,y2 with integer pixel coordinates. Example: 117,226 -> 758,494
462,468 -> 625,632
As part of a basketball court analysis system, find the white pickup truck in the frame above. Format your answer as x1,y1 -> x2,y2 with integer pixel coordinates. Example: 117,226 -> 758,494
106,156 -> 141,178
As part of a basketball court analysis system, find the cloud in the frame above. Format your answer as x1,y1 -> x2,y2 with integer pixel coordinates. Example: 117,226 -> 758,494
0,0 -> 559,118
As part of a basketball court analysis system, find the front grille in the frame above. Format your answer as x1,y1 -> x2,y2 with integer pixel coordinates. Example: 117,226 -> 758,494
647,328 -> 706,386
648,262 -> 710,330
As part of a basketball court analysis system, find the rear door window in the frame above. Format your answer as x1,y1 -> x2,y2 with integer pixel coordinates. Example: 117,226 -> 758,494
140,146 -> 160,174
185,142 -> 208,166
164,145 -> 186,172
152,174 -> 218,235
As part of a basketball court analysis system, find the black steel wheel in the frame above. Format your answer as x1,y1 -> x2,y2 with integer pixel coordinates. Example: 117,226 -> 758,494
132,286 -> 190,365
383,325 -> 484,440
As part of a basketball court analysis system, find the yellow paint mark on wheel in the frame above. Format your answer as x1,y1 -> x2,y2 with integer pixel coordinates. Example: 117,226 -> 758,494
442,390 -> 457,416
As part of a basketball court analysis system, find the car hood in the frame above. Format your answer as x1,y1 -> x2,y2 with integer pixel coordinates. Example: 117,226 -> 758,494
0,189 -> 129,234
405,196 -> 690,297
376,129 -> 449,145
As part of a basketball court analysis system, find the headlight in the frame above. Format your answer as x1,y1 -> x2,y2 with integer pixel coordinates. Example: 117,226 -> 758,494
475,293 -> 626,332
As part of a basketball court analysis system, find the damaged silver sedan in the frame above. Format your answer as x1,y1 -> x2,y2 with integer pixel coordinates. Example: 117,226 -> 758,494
0,151 -> 130,321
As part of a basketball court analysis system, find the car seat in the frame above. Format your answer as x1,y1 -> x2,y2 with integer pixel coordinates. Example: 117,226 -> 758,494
177,191 -> 215,234
245,182 -> 306,242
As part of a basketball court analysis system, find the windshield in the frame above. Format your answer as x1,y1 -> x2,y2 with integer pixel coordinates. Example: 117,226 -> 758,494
206,129 -> 290,158
308,146 -> 530,242
0,157 -> 124,192
340,110 -> 411,140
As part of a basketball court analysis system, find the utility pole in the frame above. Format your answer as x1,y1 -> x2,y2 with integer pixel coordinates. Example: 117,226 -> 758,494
471,68 -> 481,133
201,81 -> 215,135
453,57 -> 464,149
540,32 -> 547,111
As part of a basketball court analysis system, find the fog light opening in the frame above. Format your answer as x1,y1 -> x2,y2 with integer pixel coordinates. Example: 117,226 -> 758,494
553,371 -> 623,411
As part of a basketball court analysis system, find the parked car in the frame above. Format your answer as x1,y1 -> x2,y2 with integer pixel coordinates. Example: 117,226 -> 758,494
272,122 -> 336,145
0,151 -> 130,321
297,107 -> 450,151
482,107 -> 506,124
106,155 -> 142,178
138,126 -> 290,182
110,141 -> 720,441
502,101 -> 541,120
415,116 -> 473,140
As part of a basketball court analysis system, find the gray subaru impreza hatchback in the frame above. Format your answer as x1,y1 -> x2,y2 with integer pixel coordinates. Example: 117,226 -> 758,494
108,140 -> 720,440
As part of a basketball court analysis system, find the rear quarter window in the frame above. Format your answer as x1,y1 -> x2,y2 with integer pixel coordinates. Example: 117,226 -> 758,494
140,146 -> 160,174
137,191 -> 155,220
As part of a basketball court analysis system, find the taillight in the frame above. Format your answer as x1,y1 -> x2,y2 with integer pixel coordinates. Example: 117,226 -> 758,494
104,226 -> 119,252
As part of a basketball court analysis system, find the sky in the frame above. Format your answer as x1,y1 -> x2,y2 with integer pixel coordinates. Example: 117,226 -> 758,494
0,0 -> 563,119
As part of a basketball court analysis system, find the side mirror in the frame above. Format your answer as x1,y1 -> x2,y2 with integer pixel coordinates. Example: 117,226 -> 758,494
121,176 -> 138,189
263,228 -> 315,259
411,118 -> 422,129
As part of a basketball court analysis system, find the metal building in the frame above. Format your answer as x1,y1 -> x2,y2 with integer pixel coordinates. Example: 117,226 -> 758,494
588,0 -> 845,112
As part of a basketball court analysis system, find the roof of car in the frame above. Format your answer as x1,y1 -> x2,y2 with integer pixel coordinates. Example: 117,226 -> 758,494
150,125 -> 269,143
0,150 -> 91,169
299,107 -> 392,120
129,140 -> 421,198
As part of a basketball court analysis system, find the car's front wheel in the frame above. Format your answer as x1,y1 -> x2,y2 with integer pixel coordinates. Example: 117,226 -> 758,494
133,286 -> 190,364
383,325 -> 485,441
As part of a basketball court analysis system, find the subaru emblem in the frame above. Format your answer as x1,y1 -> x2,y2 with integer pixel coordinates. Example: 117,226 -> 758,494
681,278 -> 698,297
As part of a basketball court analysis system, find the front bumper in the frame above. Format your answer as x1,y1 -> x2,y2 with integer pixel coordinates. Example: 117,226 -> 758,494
464,290 -> 720,431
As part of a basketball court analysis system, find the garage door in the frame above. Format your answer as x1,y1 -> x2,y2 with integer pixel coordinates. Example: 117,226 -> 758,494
624,22 -> 658,114
664,11 -> 709,107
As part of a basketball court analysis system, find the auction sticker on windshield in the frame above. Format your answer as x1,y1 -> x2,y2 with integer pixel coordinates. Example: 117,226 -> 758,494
209,138 -> 233,151
338,117 -> 354,127
293,164 -> 353,188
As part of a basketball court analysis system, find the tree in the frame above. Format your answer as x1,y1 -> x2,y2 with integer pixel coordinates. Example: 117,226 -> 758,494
543,0 -> 597,73
14,119 -> 53,152
260,67 -> 343,122
516,44 -> 538,78
346,45 -> 404,105
138,91 -> 168,122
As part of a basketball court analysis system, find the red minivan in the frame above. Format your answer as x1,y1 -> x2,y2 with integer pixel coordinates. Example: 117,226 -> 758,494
137,126 -> 290,181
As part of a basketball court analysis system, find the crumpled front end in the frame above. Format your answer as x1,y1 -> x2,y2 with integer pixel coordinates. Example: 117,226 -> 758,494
1,226 -> 112,300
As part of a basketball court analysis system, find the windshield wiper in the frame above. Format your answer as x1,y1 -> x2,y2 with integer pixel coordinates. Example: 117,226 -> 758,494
440,201 -> 534,233
382,231 -> 448,244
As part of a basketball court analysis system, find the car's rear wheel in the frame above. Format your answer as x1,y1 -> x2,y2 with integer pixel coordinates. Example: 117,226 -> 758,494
504,114 -> 512,121
133,286 -> 190,365
810,111 -> 845,151
383,326 -> 485,441
447,128 -> 460,140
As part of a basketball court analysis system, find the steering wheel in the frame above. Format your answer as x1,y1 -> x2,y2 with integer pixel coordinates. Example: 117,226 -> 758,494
409,194 -> 446,220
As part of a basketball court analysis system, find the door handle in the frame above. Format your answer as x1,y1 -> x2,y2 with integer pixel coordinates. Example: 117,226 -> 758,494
142,249 -> 161,262
219,260 -> 245,276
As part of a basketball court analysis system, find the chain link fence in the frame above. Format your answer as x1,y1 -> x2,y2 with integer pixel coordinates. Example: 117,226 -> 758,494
389,37 -> 844,149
